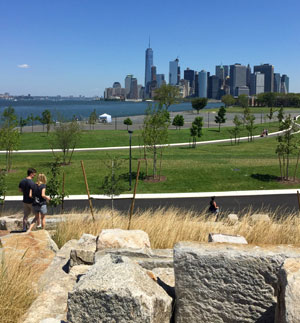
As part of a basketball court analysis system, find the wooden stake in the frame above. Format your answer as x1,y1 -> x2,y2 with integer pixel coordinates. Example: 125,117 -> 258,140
297,191 -> 300,214
127,160 -> 141,230
80,160 -> 95,222
61,171 -> 65,213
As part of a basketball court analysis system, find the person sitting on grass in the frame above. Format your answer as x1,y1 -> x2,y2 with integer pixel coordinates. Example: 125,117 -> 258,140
28,174 -> 51,232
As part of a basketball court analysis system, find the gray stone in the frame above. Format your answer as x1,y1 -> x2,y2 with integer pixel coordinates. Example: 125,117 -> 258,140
208,233 -> 248,244
69,265 -> 90,281
174,242 -> 300,323
251,213 -> 271,222
276,258 -> 300,323
67,254 -> 172,323
0,216 -> 23,231
77,233 -> 97,249
70,249 -> 95,267
96,228 -> 151,250
40,319 -> 62,323
227,213 -> 239,223
152,268 -> 175,287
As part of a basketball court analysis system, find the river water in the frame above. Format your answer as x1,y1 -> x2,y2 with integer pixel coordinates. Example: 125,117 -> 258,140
0,99 -> 223,121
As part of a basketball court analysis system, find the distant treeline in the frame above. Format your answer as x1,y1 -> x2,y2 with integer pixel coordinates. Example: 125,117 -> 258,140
255,92 -> 300,107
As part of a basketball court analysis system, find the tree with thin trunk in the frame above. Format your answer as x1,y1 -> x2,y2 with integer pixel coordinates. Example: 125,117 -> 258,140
277,107 -> 284,126
190,116 -> 203,148
27,113 -> 37,132
172,114 -> 184,130
191,98 -> 207,114
245,113 -> 256,142
153,84 -> 180,110
88,109 -> 97,130
215,106 -> 226,132
228,115 -> 242,145
123,118 -> 132,130
41,109 -> 52,134
221,94 -> 235,108
19,117 -> 27,134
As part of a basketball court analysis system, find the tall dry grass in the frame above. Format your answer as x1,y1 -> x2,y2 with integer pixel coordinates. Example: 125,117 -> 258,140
0,257 -> 37,323
52,207 -> 300,249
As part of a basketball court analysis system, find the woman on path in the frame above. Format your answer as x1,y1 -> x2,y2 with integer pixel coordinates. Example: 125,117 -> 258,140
28,174 -> 51,232
209,196 -> 219,214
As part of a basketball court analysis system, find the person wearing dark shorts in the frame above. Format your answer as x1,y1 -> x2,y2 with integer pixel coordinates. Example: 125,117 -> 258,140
18,168 -> 36,231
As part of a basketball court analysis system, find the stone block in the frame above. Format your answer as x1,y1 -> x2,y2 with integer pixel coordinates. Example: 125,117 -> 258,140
70,249 -> 95,267
152,268 -> 175,287
276,258 -> 300,323
77,233 -> 96,250
67,254 -> 172,323
227,213 -> 239,223
0,216 -> 23,231
96,228 -> 151,250
174,242 -> 300,323
251,213 -> 271,222
208,233 -> 248,244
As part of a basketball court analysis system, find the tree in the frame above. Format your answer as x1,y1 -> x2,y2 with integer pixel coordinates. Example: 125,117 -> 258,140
19,117 -> 27,134
215,106 -> 226,132
238,94 -> 249,108
49,120 -> 82,165
221,94 -> 235,108
191,98 -> 207,114
41,109 -> 52,134
245,114 -> 256,142
123,117 -> 133,130
99,157 -> 127,226
276,115 -> 298,181
142,105 -> 170,178
172,114 -> 184,130
277,106 -> 284,125
190,116 -> 203,147
242,106 -> 251,126
228,115 -> 242,145
153,84 -> 180,110
88,109 -> 97,130
27,113 -> 38,132
267,107 -> 274,125
0,107 -> 19,172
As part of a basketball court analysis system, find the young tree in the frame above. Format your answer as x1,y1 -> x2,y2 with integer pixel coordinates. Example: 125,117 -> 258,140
238,94 -> 249,109
215,106 -> 226,132
41,109 -> 52,134
221,94 -> 235,108
228,115 -> 242,145
123,117 -> 133,130
245,114 -> 256,142
276,115 -> 298,181
88,109 -> 97,130
242,106 -> 251,126
99,157 -> 127,226
49,120 -> 82,165
191,98 -> 208,114
142,104 -> 170,178
190,124 -> 197,148
277,106 -> 284,125
19,117 -> 27,134
267,107 -> 274,125
172,114 -> 184,130
190,116 -> 203,147
27,113 -> 38,132
153,84 -> 180,109
2,106 -> 17,127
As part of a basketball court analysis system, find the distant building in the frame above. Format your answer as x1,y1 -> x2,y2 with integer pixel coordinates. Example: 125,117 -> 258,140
273,73 -> 281,93
169,58 -> 179,85
230,64 -> 248,97
179,79 -> 190,98
250,72 -> 264,95
113,82 -> 121,88
224,65 -> 229,78
216,65 -> 225,86
125,75 -> 133,98
246,64 -> 251,89
254,64 -> 274,92
198,70 -> 207,98
156,74 -> 165,88
281,74 -> 289,93
184,68 -> 195,95
129,78 -> 138,99
208,75 -> 220,99
145,46 -> 153,95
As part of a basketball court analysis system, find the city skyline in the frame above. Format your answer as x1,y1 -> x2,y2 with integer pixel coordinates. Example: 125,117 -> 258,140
0,0 -> 299,96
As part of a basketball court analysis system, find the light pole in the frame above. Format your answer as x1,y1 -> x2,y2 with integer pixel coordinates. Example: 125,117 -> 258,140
128,130 -> 133,190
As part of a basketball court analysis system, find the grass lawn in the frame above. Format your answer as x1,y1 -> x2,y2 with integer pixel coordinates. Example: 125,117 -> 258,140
207,106 -> 300,114
4,134 -> 300,195
18,122 -> 280,150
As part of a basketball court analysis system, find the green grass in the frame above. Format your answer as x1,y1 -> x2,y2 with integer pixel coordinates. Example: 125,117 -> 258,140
18,122 -> 280,150
4,133 -> 300,196
207,106 -> 300,113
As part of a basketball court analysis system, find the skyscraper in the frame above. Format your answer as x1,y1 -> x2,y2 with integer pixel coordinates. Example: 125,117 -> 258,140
250,72 -> 264,95
246,64 -> 251,88
216,65 -> 225,84
156,74 -> 165,88
169,58 -> 179,85
281,74 -> 289,93
230,64 -> 248,96
125,75 -> 133,98
144,43 -> 153,96
198,70 -> 207,98
184,68 -> 195,95
129,78 -> 138,99
253,64 -> 274,92
273,73 -> 281,93
208,75 -> 220,99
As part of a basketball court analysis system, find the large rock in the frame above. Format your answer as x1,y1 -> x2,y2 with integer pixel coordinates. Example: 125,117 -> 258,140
0,215 -> 24,231
174,242 -> 300,323
22,239 -> 79,323
67,254 -> 172,323
69,233 -> 96,267
96,228 -> 151,250
276,258 -> 300,323
251,213 -> 271,222
208,233 -> 248,244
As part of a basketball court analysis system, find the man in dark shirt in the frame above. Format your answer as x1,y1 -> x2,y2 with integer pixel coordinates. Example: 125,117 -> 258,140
18,168 -> 36,231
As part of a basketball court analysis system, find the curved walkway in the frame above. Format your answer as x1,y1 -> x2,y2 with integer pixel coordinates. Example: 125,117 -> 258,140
1,116 -> 300,155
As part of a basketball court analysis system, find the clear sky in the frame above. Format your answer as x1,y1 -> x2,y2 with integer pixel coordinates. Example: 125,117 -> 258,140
0,0 -> 299,96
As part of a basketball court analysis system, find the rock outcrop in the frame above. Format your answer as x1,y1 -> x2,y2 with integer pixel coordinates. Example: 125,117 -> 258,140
67,254 -> 172,323
276,257 -> 300,323
174,242 -> 300,323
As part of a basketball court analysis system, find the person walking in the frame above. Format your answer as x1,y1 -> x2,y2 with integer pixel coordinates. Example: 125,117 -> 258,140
18,168 -> 36,231
209,196 -> 219,214
28,173 -> 51,232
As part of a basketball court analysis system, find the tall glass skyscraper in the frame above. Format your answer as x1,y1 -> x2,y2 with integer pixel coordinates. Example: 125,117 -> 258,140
169,58 -> 179,85
198,70 -> 207,98
145,45 -> 153,95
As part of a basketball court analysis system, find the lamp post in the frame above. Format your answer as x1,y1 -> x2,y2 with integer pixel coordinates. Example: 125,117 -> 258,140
128,130 -> 133,190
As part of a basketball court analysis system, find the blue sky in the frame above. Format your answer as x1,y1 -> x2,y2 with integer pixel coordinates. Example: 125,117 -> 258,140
0,0 -> 299,96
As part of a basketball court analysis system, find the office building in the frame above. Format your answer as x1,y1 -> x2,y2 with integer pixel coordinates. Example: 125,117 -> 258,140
253,64 -> 274,92
273,73 -> 281,93
179,79 -> 190,98
125,75 -> 133,98
250,72 -> 264,95
129,78 -> 138,99
151,66 -> 157,81
230,64 -> 248,96
198,70 -> 207,98
246,64 -> 251,88
184,68 -> 195,95
144,45 -> 153,95
169,58 -> 179,85
156,74 -> 165,88
194,72 -> 199,97
208,75 -> 220,99
224,65 -> 229,78
216,65 -> 225,86
281,74 -> 289,93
